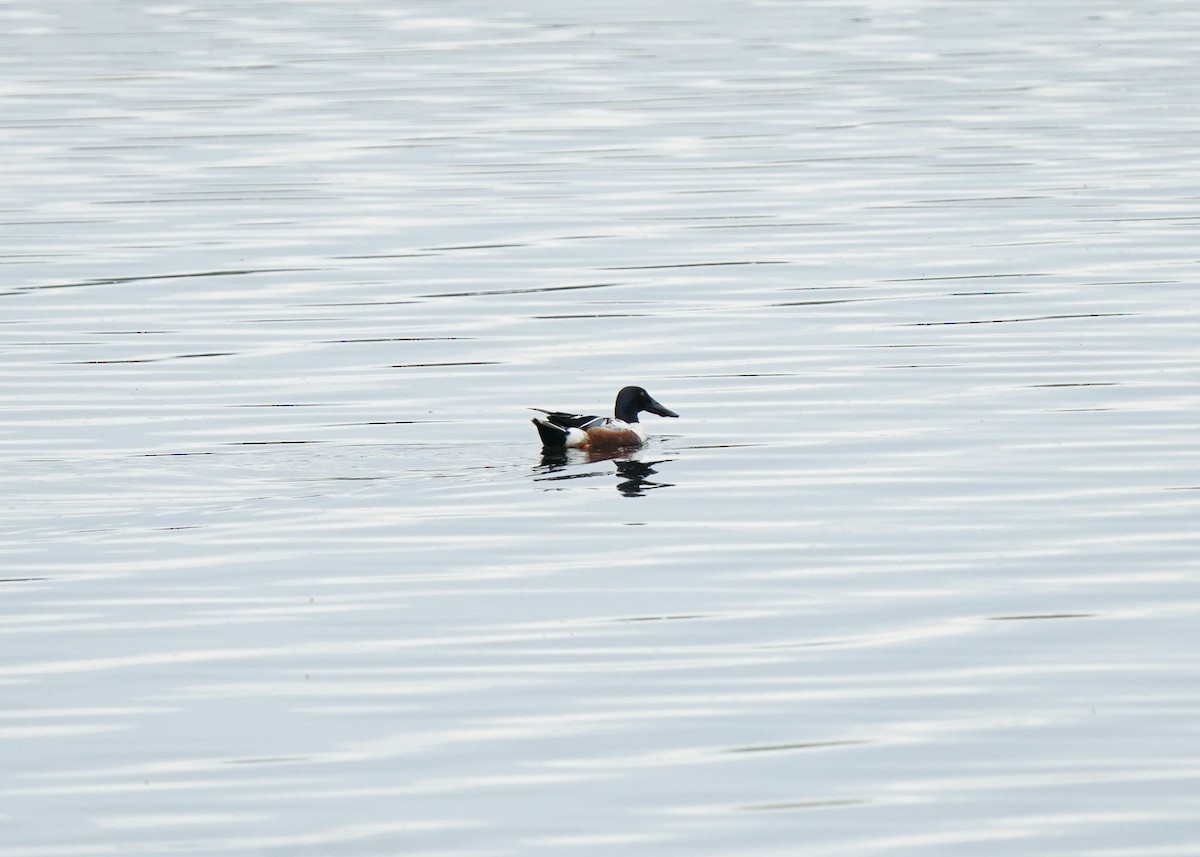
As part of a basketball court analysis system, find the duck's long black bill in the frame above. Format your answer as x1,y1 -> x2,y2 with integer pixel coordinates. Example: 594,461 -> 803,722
645,396 -> 679,418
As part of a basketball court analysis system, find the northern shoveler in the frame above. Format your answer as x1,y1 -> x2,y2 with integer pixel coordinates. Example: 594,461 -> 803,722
531,386 -> 679,450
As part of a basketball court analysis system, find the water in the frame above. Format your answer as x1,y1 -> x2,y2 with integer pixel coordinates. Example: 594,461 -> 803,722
2,1 -> 1199,854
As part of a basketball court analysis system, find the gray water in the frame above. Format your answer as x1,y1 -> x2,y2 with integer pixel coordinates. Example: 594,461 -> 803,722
2,2 -> 1199,854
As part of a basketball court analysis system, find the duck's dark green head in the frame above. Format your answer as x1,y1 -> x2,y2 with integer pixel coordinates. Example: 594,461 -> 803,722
614,386 -> 679,423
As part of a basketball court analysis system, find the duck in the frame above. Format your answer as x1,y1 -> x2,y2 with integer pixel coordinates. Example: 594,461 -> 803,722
531,386 -> 679,450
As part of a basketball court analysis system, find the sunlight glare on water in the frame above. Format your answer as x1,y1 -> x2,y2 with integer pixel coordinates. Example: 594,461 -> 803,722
1,1 -> 1199,855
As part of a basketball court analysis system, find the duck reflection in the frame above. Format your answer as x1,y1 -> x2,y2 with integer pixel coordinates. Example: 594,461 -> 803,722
534,449 -> 675,497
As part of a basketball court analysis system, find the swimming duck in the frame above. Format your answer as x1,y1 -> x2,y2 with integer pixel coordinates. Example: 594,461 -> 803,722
531,386 -> 679,450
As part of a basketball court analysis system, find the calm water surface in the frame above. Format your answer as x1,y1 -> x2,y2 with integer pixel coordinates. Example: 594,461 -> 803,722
2,1 -> 1199,854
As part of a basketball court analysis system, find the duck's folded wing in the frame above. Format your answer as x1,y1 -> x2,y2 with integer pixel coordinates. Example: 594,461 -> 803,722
530,409 -> 606,430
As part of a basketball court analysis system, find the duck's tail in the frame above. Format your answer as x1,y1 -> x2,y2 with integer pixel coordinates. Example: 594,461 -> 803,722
532,417 -> 571,448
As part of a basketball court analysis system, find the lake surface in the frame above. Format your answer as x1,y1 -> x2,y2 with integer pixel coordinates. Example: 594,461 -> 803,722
2,1 -> 1199,854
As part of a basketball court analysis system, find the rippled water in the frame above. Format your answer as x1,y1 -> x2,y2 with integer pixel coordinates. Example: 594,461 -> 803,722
2,1 -> 1199,854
